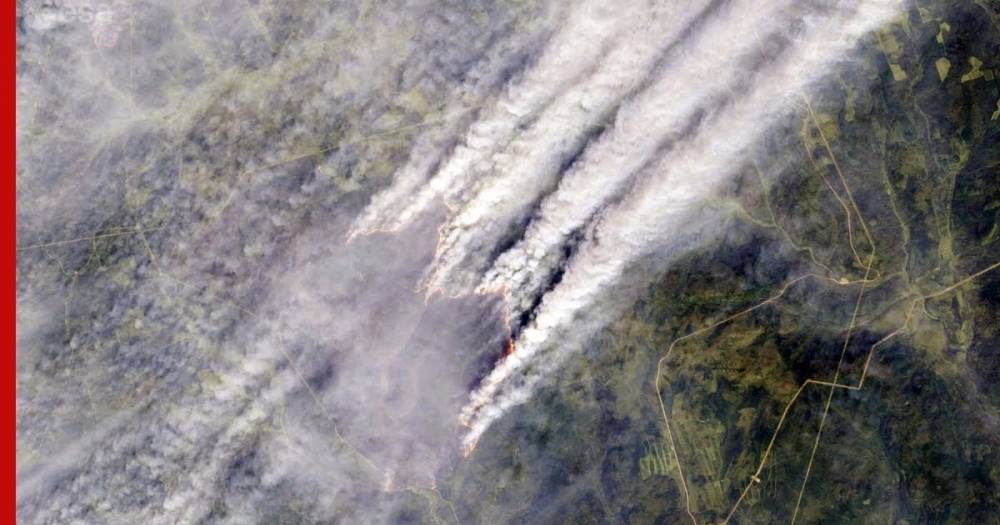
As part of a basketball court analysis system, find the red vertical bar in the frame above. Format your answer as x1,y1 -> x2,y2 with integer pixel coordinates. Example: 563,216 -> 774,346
7,1 -> 16,521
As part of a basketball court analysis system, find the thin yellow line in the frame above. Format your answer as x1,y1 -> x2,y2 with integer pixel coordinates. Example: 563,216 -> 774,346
655,273 -> 873,524
802,96 -> 875,250
662,259 -> 998,524
16,227 -> 165,251
752,162 -> 838,277
924,261 -> 1000,299
801,136 -> 867,271
790,252 -> 874,524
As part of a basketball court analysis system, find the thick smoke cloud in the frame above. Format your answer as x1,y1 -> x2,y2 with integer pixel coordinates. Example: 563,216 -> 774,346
350,0 -> 904,450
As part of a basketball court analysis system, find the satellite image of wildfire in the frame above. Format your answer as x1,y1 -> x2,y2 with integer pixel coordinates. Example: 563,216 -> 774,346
16,0 -> 1000,523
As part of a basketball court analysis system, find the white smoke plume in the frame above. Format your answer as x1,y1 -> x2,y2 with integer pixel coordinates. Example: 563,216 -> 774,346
349,0 -> 644,239
476,0 -> 800,312
350,0 -> 904,450
417,0 -> 725,295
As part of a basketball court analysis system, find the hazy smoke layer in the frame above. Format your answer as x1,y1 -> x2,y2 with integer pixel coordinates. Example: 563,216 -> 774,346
354,0 -> 904,450
17,0 -> 904,521
17,0 -> 556,522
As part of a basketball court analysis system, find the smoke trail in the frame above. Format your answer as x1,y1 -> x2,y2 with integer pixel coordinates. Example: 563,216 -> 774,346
476,0 -> 801,313
418,0 -> 726,296
459,0 -> 904,450
349,0 -> 643,238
